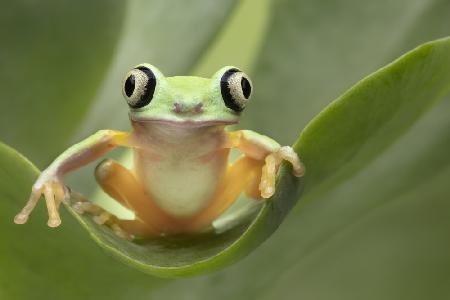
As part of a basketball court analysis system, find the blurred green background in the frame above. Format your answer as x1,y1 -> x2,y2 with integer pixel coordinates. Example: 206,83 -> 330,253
1,0 -> 450,299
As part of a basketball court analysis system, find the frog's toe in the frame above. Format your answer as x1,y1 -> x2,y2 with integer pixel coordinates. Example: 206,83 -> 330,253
111,224 -> 133,241
93,211 -> 113,225
277,146 -> 305,177
14,213 -> 29,224
47,218 -> 61,228
292,161 -> 305,177
261,185 -> 275,198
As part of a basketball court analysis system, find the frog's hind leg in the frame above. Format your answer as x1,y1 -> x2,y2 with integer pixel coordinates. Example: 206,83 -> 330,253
93,159 -> 174,237
188,156 -> 263,231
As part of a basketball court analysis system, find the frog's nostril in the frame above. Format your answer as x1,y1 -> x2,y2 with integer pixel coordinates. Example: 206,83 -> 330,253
173,102 -> 183,114
194,103 -> 203,113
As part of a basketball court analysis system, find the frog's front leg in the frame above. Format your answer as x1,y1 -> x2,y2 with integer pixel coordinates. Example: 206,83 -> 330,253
227,130 -> 305,198
14,130 -> 131,227
188,130 -> 304,231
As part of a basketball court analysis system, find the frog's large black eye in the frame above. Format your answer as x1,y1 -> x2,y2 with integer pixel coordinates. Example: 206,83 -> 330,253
220,68 -> 253,112
122,66 -> 157,109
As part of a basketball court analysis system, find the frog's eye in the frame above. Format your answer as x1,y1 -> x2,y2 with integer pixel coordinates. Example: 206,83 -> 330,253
122,66 -> 157,109
220,68 -> 252,112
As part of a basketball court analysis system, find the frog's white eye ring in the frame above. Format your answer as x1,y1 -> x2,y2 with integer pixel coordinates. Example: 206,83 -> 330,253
220,68 -> 252,112
122,66 -> 156,109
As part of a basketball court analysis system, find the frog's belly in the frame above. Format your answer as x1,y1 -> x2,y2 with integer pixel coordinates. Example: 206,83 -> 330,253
133,150 -> 228,218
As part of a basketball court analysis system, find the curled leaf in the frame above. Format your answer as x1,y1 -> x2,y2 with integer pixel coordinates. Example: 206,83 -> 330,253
66,37 -> 450,277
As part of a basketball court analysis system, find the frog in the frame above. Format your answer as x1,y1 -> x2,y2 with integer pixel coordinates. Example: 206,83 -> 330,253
14,63 -> 304,238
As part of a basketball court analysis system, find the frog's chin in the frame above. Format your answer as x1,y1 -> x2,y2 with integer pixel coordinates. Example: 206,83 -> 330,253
130,116 -> 237,128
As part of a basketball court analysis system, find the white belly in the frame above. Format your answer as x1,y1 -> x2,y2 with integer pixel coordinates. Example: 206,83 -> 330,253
131,123 -> 228,218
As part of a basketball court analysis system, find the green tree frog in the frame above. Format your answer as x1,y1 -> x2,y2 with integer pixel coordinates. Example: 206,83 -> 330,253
14,64 -> 304,238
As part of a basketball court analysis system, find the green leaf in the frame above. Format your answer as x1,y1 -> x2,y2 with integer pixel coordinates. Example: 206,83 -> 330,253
0,142 -> 164,299
298,37 -> 450,194
254,94 -> 450,300
3,0 -> 450,298
54,37 -> 450,278
66,162 -> 303,277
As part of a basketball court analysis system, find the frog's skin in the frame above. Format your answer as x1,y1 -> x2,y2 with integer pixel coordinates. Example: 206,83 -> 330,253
14,64 -> 304,238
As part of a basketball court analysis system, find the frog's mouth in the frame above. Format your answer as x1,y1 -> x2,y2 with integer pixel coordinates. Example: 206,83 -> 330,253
130,116 -> 237,128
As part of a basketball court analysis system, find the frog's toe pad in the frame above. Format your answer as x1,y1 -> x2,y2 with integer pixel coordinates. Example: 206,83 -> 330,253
261,186 -> 275,198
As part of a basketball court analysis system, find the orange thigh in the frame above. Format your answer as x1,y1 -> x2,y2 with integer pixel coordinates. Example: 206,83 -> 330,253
187,156 -> 263,231
95,159 -> 180,236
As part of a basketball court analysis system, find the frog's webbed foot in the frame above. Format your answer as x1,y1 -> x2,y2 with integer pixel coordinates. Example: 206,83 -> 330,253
69,191 -> 133,241
260,146 -> 305,198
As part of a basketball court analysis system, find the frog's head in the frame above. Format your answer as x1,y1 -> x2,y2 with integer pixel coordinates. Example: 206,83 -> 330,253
122,63 -> 252,127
